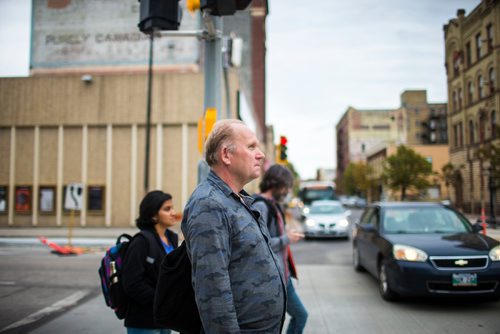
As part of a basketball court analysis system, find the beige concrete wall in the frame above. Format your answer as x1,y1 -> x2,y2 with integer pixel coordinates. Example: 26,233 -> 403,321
0,70 -> 243,227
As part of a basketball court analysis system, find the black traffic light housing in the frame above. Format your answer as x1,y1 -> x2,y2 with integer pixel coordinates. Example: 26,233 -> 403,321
279,136 -> 288,161
138,0 -> 182,33
200,0 -> 252,16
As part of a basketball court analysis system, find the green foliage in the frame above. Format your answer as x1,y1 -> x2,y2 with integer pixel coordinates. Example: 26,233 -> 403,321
342,162 -> 373,197
476,141 -> 500,186
382,145 -> 433,200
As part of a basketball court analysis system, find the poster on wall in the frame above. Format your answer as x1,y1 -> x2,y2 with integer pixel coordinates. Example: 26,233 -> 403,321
88,186 -> 104,212
0,186 -> 7,213
15,186 -> 32,213
39,186 -> 55,213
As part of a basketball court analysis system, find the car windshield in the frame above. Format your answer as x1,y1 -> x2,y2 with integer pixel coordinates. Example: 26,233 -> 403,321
382,206 -> 472,234
309,204 -> 344,215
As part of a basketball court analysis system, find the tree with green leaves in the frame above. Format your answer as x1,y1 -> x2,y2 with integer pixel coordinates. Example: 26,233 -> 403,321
342,161 -> 373,197
382,145 -> 433,200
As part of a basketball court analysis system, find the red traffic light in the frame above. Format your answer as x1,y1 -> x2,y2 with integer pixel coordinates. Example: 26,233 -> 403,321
280,136 -> 287,145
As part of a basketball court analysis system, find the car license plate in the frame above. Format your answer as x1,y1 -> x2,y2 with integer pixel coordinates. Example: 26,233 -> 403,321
452,273 -> 477,286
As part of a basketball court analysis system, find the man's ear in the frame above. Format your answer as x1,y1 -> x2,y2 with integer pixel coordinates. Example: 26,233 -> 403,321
220,146 -> 232,166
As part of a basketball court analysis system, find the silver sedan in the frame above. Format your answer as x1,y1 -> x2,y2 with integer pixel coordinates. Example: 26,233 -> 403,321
302,200 -> 351,239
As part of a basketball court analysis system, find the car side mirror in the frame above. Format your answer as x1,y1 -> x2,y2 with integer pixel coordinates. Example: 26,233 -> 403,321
345,210 -> 352,216
359,223 -> 376,232
472,223 -> 483,233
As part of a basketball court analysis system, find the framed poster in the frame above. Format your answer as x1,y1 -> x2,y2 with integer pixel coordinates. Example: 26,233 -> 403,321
39,186 -> 56,214
0,186 -> 7,214
15,186 -> 32,213
88,185 -> 105,213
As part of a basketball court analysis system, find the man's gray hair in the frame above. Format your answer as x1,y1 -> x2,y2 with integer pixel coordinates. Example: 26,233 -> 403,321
205,119 -> 245,167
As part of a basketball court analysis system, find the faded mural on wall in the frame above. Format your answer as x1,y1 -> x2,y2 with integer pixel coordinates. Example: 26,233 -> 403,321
31,0 -> 200,70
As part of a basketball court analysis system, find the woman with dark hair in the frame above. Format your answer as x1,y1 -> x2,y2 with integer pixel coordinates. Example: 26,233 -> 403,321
122,190 -> 178,334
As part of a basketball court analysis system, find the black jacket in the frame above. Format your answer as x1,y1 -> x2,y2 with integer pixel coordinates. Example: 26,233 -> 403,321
121,228 -> 178,329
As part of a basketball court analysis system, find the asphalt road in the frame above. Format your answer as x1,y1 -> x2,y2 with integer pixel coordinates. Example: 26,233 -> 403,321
0,208 -> 499,333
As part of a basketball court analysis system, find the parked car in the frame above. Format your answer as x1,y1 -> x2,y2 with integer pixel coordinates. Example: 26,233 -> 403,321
352,202 -> 500,301
302,200 -> 351,239
354,197 -> 367,208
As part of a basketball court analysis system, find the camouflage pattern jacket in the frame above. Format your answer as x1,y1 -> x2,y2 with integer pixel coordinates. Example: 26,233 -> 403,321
181,171 -> 286,333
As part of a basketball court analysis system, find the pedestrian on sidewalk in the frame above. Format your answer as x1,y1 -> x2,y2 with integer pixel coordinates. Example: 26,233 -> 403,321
182,119 -> 286,333
253,164 -> 308,334
122,190 -> 179,334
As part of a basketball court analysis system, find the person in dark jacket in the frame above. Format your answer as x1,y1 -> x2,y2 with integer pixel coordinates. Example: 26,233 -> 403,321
253,165 -> 308,334
122,190 -> 178,334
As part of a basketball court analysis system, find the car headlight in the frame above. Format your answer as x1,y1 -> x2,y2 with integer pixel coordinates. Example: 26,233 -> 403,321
338,219 -> 349,227
305,219 -> 317,227
393,244 -> 428,262
490,245 -> 500,261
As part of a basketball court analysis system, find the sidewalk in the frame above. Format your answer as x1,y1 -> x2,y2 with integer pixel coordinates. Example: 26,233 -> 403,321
1,221 -> 498,244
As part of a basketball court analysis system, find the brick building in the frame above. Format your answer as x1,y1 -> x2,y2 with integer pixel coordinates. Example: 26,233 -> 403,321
444,0 -> 500,215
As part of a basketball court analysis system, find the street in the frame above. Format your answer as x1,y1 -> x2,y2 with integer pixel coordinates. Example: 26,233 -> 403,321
0,209 -> 499,333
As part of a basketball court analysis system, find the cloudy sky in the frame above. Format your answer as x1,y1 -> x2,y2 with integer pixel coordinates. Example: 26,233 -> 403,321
0,0 -> 481,179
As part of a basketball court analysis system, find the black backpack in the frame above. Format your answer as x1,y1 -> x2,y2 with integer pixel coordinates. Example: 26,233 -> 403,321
98,231 -> 154,319
154,242 -> 202,334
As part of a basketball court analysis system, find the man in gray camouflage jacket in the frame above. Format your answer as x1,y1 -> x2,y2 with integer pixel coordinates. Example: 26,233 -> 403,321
181,119 -> 286,333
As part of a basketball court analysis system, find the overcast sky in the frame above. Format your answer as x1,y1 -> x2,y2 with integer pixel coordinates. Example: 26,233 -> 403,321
0,0 -> 481,180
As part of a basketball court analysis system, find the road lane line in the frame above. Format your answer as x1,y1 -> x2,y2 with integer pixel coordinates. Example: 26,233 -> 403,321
0,290 -> 88,332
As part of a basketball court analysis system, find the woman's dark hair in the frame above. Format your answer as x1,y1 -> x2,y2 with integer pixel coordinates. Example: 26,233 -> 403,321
136,190 -> 172,230
259,165 -> 293,193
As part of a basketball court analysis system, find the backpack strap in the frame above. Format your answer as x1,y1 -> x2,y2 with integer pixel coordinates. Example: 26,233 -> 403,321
252,195 -> 277,229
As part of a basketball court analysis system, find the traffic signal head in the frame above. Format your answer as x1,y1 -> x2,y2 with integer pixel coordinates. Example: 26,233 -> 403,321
200,0 -> 252,16
279,136 -> 288,162
138,0 -> 182,34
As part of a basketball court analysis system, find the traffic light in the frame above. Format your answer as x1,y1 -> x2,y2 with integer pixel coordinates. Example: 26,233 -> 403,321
138,0 -> 182,34
279,135 -> 288,162
200,0 -> 252,16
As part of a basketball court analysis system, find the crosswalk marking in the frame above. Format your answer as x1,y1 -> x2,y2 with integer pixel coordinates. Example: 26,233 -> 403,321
0,290 -> 88,333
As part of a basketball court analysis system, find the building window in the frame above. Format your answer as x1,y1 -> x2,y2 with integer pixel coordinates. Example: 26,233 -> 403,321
492,110 -> 497,138
469,120 -> 475,145
479,114 -> 486,143
458,88 -> 463,110
478,75 -> 484,99
458,122 -> 463,147
465,42 -> 471,67
487,24 -> 493,53
489,68 -> 496,94
476,33 -> 482,60
452,91 -> 457,112
453,124 -> 458,147
468,81 -> 474,105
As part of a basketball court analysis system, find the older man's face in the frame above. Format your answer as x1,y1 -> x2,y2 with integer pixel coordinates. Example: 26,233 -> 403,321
228,124 -> 265,184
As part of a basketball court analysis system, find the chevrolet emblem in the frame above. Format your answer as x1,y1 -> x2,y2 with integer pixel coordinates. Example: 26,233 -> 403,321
455,259 -> 468,266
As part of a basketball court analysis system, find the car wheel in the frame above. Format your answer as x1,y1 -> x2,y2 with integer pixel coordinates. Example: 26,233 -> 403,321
378,260 -> 398,301
352,244 -> 364,272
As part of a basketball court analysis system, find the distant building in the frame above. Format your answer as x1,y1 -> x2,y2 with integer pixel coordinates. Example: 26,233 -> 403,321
335,90 -> 447,188
0,0 -> 269,228
443,0 -> 499,214
316,168 -> 336,183
366,144 -> 450,202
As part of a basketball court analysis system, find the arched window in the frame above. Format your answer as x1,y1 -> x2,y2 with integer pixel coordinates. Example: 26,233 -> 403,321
478,75 -> 484,99
469,119 -> 475,144
468,81 -> 474,105
489,68 -> 496,94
